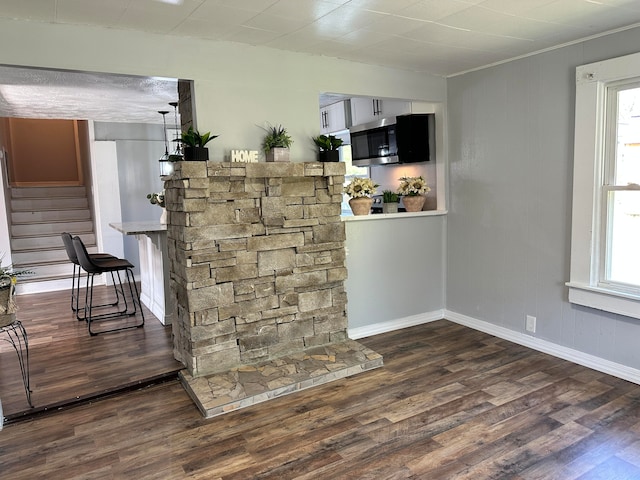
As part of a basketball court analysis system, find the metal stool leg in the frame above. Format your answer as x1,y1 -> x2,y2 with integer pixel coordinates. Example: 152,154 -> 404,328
1,320 -> 33,408
75,270 -> 121,321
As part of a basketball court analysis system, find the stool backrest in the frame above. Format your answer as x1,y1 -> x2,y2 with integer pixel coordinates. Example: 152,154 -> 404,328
72,236 -> 102,274
61,232 -> 80,265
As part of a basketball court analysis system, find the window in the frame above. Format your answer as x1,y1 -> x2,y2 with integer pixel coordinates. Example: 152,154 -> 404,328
341,144 -> 370,216
602,83 -> 640,290
568,52 -> 640,318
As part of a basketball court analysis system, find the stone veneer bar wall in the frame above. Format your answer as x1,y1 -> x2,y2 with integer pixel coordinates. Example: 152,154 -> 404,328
164,161 -> 351,377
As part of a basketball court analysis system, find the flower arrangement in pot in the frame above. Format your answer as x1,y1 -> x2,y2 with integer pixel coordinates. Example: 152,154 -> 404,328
344,177 -> 378,216
177,126 -> 218,161
397,175 -> 430,212
382,189 -> 400,214
312,134 -> 344,162
0,255 -> 33,328
147,191 -> 167,223
262,123 -> 293,162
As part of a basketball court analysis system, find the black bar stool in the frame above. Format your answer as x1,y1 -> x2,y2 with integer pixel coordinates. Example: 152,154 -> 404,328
72,236 -> 145,336
61,232 -> 119,320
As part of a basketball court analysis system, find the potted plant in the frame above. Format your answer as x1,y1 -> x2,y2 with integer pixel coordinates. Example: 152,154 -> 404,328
344,177 -> 378,216
262,123 -> 293,162
397,176 -> 430,212
382,190 -> 400,214
147,191 -> 167,224
178,126 -> 218,161
312,134 -> 343,162
0,256 -> 32,328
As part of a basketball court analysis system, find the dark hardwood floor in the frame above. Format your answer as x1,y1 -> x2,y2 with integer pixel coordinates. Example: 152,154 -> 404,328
3,319 -> 640,478
0,284 -> 182,420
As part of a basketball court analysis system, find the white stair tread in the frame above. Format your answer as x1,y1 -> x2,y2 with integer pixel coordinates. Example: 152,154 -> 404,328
12,221 -> 94,237
12,209 -> 91,223
8,186 -> 98,291
11,198 -> 89,211
11,233 -> 96,251
10,186 -> 87,198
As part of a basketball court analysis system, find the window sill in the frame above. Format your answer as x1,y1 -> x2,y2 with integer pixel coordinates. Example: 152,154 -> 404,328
566,282 -> 640,319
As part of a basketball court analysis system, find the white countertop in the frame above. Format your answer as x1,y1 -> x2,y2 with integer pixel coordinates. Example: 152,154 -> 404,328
341,209 -> 447,222
109,221 -> 167,235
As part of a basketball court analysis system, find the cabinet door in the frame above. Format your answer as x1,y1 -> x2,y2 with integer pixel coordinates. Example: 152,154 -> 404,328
382,100 -> 411,118
320,107 -> 330,134
350,98 -> 411,126
350,97 -> 377,126
320,102 -> 347,134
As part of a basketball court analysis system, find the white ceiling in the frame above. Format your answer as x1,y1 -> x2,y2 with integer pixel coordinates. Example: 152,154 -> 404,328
0,66 -> 178,124
2,0 -> 640,122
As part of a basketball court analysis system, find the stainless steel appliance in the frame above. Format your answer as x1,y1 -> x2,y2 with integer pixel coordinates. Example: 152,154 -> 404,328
349,113 -> 435,167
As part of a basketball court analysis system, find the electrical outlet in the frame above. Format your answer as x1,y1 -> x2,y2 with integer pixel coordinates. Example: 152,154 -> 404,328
526,315 -> 536,333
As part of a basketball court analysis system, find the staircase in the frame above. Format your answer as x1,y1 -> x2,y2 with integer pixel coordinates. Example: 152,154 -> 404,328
9,186 -> 100,292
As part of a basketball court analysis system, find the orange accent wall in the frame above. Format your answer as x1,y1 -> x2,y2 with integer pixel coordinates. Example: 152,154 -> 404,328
5,118 -> 83,186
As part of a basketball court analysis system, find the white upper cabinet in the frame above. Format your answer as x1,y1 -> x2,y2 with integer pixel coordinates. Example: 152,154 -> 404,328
350,98 -> 411,126
319,101 -> 348,134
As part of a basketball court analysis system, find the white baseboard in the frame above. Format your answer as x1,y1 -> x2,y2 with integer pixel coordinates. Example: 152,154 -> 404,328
348,310 -> 444,340
16,278 -> 76,295
445,309 -> 640,386
15,273 -> 142,296
348,308 -> 640,386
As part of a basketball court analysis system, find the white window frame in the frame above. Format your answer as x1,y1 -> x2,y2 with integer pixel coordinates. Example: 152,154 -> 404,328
567,52 -> 640,319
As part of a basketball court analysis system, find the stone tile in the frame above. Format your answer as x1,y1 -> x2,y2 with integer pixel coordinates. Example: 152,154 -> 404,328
180,339 -> 383,418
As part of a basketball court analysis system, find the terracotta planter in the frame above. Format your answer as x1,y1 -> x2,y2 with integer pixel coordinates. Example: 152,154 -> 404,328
349,197 -> 373,216
402,195 -> 426,212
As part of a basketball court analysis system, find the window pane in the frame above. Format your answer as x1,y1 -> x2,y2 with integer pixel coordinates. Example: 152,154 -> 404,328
606,190 -> 640,286
616,87 -> 640,186
341,145 -> 370,216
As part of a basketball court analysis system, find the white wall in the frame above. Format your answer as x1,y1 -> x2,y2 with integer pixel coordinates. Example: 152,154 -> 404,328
447,27 -> 640,371
0,19 -> 446,162
345,215 -> 446,332
93,122 -> 166,273
0,18 -> 447,331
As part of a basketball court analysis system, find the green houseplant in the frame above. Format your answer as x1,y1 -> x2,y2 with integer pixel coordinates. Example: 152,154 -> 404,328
0,256 -> 32,327
262,123 -> 293,162
312,134 -> 344,162
178,126 -> 218,161
147,191 -> 167,223
382,190 -> 399,214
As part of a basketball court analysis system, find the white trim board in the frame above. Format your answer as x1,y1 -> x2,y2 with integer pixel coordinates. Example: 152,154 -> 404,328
445,310 -> 640,386
15,272 -> 143,296
348,310 -> 444,340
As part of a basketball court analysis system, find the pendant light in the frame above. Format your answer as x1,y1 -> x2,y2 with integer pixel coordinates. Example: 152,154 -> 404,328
158,110 -> 173,177
168,101 -> 183,161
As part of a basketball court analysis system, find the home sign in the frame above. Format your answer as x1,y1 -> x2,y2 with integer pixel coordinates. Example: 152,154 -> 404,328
230,150 -> 259,163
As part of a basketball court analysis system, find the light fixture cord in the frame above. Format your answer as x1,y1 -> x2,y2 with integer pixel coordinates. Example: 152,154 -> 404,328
170,102 -> 181,155
159,110 -> 169,156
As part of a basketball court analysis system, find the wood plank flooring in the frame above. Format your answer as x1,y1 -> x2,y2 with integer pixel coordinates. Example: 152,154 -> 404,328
0,285 -> 182,420
3,320 -> 640,478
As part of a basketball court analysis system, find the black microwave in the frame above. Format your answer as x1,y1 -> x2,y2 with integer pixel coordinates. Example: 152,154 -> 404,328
349,113 -> 435,167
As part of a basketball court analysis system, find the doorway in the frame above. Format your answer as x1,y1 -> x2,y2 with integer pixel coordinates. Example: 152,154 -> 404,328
0,65 -> 185,421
